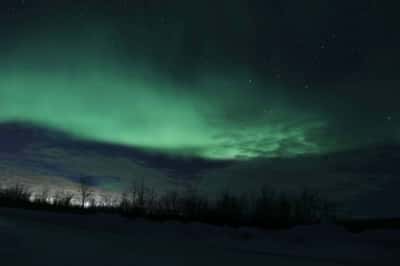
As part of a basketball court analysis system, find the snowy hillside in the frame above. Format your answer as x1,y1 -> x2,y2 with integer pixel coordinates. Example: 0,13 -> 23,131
0,208 -> 398,266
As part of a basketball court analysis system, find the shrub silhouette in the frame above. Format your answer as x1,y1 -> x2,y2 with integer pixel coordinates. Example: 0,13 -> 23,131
213,191 -> 245,226
119,179 -> 150,217
159,190 -> 180,216
179,191 -> 209,222
0,183 -> 32,207
293,189 -> 324,225
54,191 -> 74,208
34,187 -> 51,205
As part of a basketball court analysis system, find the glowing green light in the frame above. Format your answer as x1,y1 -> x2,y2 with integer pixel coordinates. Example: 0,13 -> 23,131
0,25 -> 326,160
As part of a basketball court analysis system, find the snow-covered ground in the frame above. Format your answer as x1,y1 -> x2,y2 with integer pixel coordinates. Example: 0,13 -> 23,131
0,208 -> 398,266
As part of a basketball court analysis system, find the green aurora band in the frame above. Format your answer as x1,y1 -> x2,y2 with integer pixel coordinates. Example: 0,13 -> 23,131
0,21 -> 329,160
0,68 -> 326,159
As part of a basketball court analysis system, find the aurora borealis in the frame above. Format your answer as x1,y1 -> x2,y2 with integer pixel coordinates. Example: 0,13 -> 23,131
0,0 -> 399,218
0,2 -> 319,160
1,0 -> 398,161
0,65 -> 325,160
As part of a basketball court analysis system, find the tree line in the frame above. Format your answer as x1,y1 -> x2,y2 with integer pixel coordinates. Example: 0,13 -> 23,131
0,178 -> 338,229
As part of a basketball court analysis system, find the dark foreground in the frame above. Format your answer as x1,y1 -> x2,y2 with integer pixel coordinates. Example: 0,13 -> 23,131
0,208 -> 399,266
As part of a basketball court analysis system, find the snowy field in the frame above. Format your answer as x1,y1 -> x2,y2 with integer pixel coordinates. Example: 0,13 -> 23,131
0,208 -> 399,266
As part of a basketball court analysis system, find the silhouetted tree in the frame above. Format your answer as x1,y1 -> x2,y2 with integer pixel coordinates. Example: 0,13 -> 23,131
79,176 -> 93,208
215,190 -> 244,225
53,191 -> 74,207
293,189 -> 322,224
160,190 -> 180,215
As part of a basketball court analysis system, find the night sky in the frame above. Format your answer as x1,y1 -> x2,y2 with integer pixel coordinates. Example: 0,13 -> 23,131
0,1 -> 399,215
